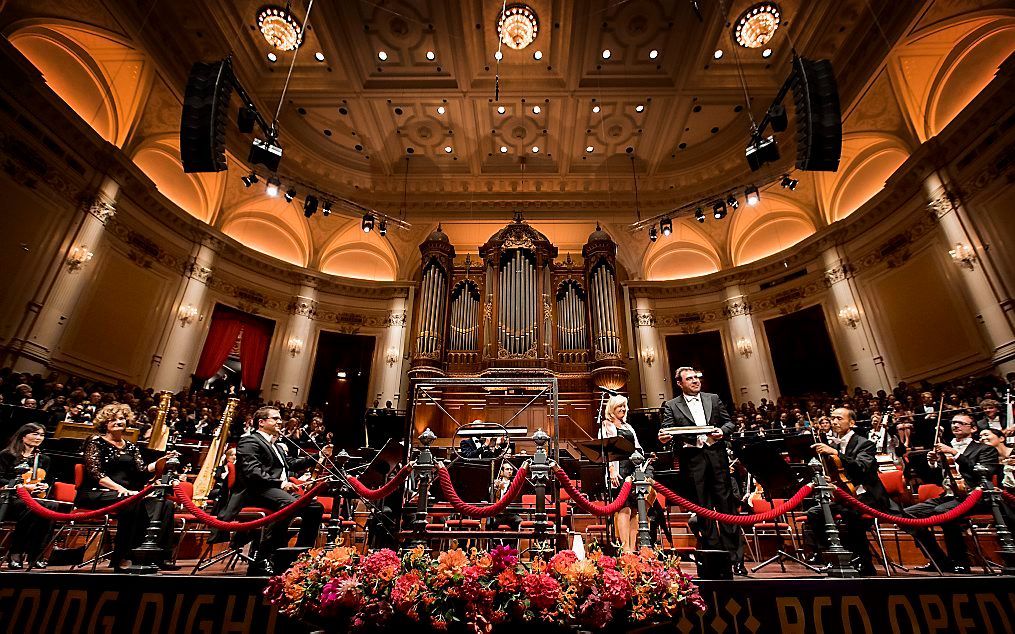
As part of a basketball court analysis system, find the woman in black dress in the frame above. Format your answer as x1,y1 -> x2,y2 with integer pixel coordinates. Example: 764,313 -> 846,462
599,395 -> 642,552
0,423 -> 58,569
74,403 -> 176,570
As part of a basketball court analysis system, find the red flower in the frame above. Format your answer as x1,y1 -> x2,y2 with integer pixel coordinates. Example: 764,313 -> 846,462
600,568 -> 633,608
360,548 -> 401,582
391,571 -> 423,610
549,550 -> 578,575
521,573 -> 560,611
497,569 -> 520,592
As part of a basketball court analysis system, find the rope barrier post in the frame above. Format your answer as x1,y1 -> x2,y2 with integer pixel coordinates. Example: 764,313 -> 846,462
327,450 -> 351,545
410,429 -> 437,549
128,453 -> 180,575
530,429 -> 551,557
974,464 -> 1015,574
808,458 -> 858,578
631,451 -> 652,549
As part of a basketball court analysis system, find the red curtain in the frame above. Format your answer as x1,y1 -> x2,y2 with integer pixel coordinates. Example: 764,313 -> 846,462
194,309 -> 244,380
195,305 -> 275,389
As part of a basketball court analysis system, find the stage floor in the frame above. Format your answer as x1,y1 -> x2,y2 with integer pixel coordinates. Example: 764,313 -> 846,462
1,561 -> 1012,633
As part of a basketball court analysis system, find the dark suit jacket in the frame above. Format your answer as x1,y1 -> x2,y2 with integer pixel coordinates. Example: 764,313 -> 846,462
838,432 -> 894,510
951,440 -> 999,490
659,392 -> 736,448
234,432 -> 315,492
459,438 -> 489,459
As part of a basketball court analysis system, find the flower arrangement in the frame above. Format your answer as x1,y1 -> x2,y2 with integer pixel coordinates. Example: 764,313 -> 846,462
264,545 -> 705,633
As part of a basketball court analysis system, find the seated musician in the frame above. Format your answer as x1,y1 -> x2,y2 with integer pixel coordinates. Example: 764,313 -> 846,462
979,428 -> 1014,492
903,413 -> 998,573
216,406 -> 325,576
658,367 -> 741,571
806,407 -> 895,576
75,404 -> 178,571
0,423 -> 59,569
600,394 -> 642,552
459,420 -> 499,459
488,461 -> 522,541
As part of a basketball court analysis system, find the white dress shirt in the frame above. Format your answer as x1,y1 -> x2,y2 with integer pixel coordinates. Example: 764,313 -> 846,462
683,393 -> 710,447
831,430 -> 867,495
950,437 -> 973,456
257,430 -> 288,483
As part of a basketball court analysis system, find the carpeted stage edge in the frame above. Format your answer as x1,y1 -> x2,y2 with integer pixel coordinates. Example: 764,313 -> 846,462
1,572 -> 1013,633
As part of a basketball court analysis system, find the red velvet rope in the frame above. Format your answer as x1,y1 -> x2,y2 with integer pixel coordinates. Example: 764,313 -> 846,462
172,481 -> 329,530
16,485 -> 155,522
345,464 -> 412,500
435,465 -> 528,518
552,466 -> 633,516
834,488 -> 983,527
650,479 -> 813,526
1002,489 -> 1015,507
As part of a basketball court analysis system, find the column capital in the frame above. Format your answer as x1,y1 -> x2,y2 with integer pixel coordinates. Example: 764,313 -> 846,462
823,261 -> 855,287
289,296 -> 318,318
634,309 -> 656,326
926,187 -> 961,219
85,191 -> 117,225
723,298 -> 752,318
185,258 -> 213,283
388,311 -> 407,327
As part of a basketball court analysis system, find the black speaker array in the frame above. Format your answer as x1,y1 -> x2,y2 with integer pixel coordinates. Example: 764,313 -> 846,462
792,57 -> 842,172
180,60 -> 234,173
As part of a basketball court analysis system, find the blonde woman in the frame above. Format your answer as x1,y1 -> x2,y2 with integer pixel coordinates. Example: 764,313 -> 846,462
598,394 -> 642,552
75,403 -> 177,570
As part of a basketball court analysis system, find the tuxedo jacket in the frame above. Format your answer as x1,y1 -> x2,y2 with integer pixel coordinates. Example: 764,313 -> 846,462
949,440 -> 999,490
459,438 -> 491,459
234,432 -> 314,492
659,392 -> 736,448
837,433 -> 894,510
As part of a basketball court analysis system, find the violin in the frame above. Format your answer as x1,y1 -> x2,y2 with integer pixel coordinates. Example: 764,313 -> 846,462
930,395 -> 968,496
808,415 -> 856,495
20,451 -> 48,498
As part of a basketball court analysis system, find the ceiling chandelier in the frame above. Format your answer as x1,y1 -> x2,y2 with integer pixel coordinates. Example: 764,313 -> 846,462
497,4 -> 539,50
734,2 -> 781,49
256,4 -> 303,51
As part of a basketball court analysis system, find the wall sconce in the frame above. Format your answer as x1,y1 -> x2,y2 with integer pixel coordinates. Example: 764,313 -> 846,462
287,337 -> 304,357
177,304 -> 199,327
735,337 -> 753,357
66,245 -> 94,272
838,306 -> 861,329
948,243 -> 976,270
385,346 -> 400,367
641,346 -> 656,367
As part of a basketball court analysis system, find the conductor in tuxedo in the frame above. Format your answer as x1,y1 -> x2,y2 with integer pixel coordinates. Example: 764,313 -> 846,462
218,406 -> 324,576
806,407 -> 896,575
658,367 -> 740,561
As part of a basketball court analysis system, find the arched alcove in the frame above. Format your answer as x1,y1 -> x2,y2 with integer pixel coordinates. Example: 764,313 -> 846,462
317,219 -> 399,280
643,221 -> 722,280
729,197 -> 816,266
131,137 -> 225,223
221,216 -> 307,266
822,135 -> 911,223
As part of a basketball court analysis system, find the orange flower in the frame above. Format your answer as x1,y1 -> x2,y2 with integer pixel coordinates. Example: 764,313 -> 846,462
437,548 -> 468,573
566,559 -> 598,586
326,546 -> 355,565
284,583 -> 305,601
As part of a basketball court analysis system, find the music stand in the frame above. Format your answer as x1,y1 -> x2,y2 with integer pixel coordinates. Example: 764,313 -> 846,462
735,435 -> 820,573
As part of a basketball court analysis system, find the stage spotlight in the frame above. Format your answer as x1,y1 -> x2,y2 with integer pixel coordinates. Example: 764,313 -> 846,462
745,135 -> 779,171
322,200 -> 332,216
712,199 -> 727,219
249,137 -> 283,171
780,175 -> 798,190
379,220 -> 387,236
726,194 -> 739,210
362,213 -> 375,233
303,194 -> 318,218
695,207 -> 705,223
284,187 -> 296,202
265,176 -> 281,197
745,185 -> 760,206
660,216 -> 672,237
649,225 -> 658,242
241,172 -> 258,187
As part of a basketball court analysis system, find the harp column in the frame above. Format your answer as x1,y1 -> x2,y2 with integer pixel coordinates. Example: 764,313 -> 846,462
409,226 -> 455,379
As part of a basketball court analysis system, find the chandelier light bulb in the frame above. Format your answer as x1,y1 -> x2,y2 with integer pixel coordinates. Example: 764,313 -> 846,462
256,5 -> 303,51
497,4 -> 539,50
735,2 -> 782,49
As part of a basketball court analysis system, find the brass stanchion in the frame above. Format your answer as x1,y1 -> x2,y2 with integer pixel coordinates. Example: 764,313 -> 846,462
410,429 -> 437,549
530,430 -> 551,557
809,458 -> 859,578
975,464 -> 1015,575
632,451 -> 652,549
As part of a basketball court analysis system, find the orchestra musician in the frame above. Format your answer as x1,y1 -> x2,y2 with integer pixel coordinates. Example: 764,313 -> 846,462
488,461 -> 522,542
215,406 -> 325,576
0,423 -> 59,569
978,428 -> 1014,491
599,394 -> 642,552
75,404 -> 178,570
658,367 -> 741,572
903,413 -> 999,573
806,407 -> 895,575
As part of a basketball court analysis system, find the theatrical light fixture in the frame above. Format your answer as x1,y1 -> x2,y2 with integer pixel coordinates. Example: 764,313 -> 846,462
745,135 -> 779,171
602,49 -> 611,59
780,174 -> 798,190
735,2 -> 781,49
745,185 -> 760,206
649,49 -> 659,59
265,176 -> 281,197
284,187 -> 296,202
362,213 -> 375,233
321,200 -> 331,216
660,216 -> 673,236
303,194 -> 318,217
497,4 -> 539,50
649,225 -> 658,242
377,50 -> 388,61
713,199 -> 728,219
249,137 -> 283,171
267,52 -> 278,63
695,207 -> 705,223
726,194 -> 739,210
379,220 -> 388,236
314,51 -> 325,62
713,49 -> 724,60
241,172 -> 259,187
256,5 -> 303,51
426,50 -> 436,60
533,50 -> 543,60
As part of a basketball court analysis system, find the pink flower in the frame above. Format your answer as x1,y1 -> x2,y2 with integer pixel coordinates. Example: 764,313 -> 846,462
490,544 -> 519,571
521,573 -> 560,611
549,550 -> 578,575
359,548 -> 401,582
391,571 -> 423,610
600,568 -> 633,608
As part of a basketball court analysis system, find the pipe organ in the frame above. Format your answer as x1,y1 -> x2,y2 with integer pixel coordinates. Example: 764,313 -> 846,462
409,216 -> 628,391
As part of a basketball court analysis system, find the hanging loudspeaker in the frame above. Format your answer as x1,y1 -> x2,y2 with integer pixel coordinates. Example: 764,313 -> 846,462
180,60 -> 234,173
792,57 -> 841,172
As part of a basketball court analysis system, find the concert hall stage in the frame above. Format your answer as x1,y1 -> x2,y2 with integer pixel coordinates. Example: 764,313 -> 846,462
2,569 -> 1012,633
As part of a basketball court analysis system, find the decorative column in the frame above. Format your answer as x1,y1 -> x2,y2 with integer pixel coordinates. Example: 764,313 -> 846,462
633,298 -> 666,408
722,285 -> 773,405
10,179 -> 119,372
927,175 -> 1015,373
378,296 -> 408,408
821,247 -> 892,391
269,283 -> 318,403
148,239 -> 218,391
